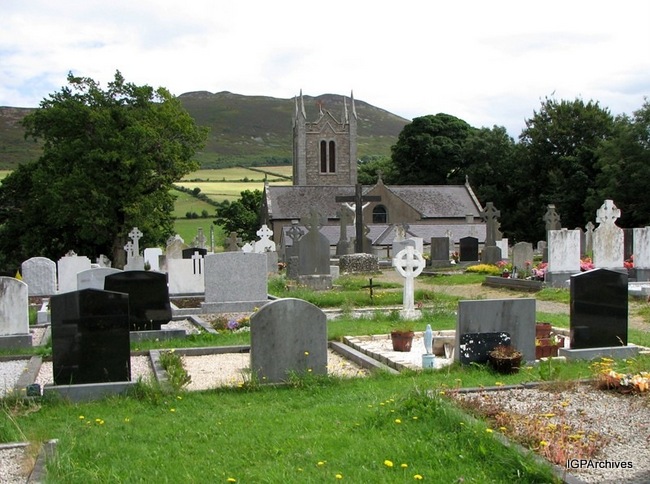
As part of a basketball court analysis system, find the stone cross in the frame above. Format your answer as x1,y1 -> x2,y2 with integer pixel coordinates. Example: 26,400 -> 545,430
543,205 -> 561,231
123,241 -> 135,259
337,208 -> 353,243
301,208 -> 326,233
226,231 -> 242,252
393,246 -> 425,319
128,227 -> 143,255
335,184 -> 381,253
191,250 -> 204,275
287,221 -> 305,244
192,228 -> 206,249
480,203 -> 501,246
254,224 -> 276,252
596,199 -> 621,226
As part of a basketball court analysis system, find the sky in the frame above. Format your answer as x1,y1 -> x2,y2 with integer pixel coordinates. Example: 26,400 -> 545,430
1,0 -> 649,137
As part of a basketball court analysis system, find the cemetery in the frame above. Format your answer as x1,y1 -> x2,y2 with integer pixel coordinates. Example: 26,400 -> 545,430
1,213 -> 650,483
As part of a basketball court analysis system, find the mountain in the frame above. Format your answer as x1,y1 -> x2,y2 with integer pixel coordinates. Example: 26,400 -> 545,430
0,92 -> 410,170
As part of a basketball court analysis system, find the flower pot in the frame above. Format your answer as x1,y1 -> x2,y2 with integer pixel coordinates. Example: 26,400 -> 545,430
488,353 -> 522,374
390,331 -> 414,352
536,323 -> 552,339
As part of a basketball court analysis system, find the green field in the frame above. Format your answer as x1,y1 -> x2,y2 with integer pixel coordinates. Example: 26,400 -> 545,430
182,165 -> 292,181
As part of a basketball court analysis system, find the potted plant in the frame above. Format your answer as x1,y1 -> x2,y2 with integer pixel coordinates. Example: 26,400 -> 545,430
390,323 -> 415,352
488,345 -> 523,374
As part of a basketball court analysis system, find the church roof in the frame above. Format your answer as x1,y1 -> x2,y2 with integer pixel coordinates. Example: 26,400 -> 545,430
264,184 -> 482,221
384,185 -> 481,218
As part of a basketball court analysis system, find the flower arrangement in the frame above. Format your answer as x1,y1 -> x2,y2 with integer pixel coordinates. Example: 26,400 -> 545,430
591,357 -> 649,393
580,256 -> 595,271
489,345 -> 522,359
624,255 -> 634,269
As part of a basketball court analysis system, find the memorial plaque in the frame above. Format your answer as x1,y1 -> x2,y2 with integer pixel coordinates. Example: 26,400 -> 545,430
104,271 -> 172,331
458,332 -> 512,365
570,269 -> 628,349
51,289 -> 130,384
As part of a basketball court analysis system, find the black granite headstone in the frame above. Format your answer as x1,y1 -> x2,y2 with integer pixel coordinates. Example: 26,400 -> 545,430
104,271 -> 172,331
459,332 -> 511,365
182,248 -> 208,259
570,268 -> 628,349
51,288 -> 130,384
459,236 -> 479,262
430,237 -> 450,261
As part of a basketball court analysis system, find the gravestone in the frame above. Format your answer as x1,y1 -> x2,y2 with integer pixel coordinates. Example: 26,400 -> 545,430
335,183 -> 381,254
182,247 -> 208,259
592,200 -> 624,270
284,221 -> 304,262
202,252 -> 268,312
455,298 -> 536,363
584,222 -> 595,257
225,232 -> 242,252
430,237 -> 450,262
77,267 -> 122,291
0,277 -> 30,349
393,246 -> 425,319
104,271 -> 172,331
124,227 -> 145,271
335,208 -> 353,257
459,237 -> 479,262
480,202 -> 502,264
50,288 -> 130,384
511,242 -> 534,274
191,227 -> 207,249
21,257 -> 57,296
166,256 -> 205,295
253,224 -> 276,253
546,229 -> 581,287
633,226 -> 650,281
144,248 -> 163,271
166,235 -> 188,259
458,332 -> 511,365
570,269 -> 627,349
57,252 -> 92,294
250,298 -> 327,384
543,204 -> 561,262
297,209 -> 331,289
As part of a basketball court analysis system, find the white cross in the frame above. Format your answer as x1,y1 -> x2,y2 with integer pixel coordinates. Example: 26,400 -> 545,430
393,246 -> 425,318
191,251 -> 204,275
596,199 -> 621,226
129,227 -> 143,255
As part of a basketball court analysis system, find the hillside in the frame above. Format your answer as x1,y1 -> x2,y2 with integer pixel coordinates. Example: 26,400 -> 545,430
0,92 -> 409,170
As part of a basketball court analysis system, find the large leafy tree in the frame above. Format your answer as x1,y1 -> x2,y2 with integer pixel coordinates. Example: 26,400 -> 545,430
213,189 -> 263,243
391,114 -> 473,185
517,98 -> 614,237
591,100 -> 650,227
0,71 -> 207,269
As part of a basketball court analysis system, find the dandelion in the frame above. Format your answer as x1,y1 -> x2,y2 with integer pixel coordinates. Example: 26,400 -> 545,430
412,416 -> 418,420
439,391 -> 445,395
401,463 -> 408,468
495,381 -> 504,386
227,478 -> 237,482
486,428 -> 493,433
304,351 -> 309,356
395,419 -> 402,424
499,426 -> 506,431
124,417 -> 131,423
78,415 -> 85,420
335,473 -> 343,479
414,474 -> 423,480
317,461 -> 326,467
176,395 -> 182,400
384,460 -> 394,468
170,408 -> 176,412
539,440 -> 549,447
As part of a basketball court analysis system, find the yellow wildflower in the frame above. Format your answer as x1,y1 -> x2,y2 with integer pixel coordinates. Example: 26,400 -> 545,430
384,460 -> 394,468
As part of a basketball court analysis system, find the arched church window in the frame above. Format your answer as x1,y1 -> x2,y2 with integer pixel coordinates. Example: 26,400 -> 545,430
373,205 -> 388,223
329,140 -> 336,172
320,140 -> 327,172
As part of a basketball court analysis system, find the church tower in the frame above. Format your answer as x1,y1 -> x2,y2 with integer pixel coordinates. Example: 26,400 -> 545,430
292,91 -> 358,186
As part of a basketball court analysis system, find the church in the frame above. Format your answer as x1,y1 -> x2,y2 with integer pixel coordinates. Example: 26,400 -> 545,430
261,91 -> 486,258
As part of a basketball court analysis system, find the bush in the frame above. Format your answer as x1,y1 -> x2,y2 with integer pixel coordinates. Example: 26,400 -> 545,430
465,264 -> 501,275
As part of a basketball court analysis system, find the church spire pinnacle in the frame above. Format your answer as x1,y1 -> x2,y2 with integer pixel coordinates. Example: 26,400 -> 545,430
343,95 -> 349,123
350,90 -> 357,119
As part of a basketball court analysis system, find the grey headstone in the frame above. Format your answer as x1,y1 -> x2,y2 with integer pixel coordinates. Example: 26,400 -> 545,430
298,210 -> 330,276
77,267 -> 122,291
202,252 -> 268,312
511,242 -> 534,274
0,277 -> 29,336
21,257 -> 57,296
455,298 -> 536,362
57,254 -> 92,294
430,237 -> 450,261
250,298 -> 327,383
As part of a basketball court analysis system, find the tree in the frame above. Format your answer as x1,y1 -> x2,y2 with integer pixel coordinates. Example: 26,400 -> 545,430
390,114 -> 473,185
213,189 -> 263,243
0,71 -> 207,269
591,100 -> 650,227
517,97 -> 614,237
357,155 -> 397,185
